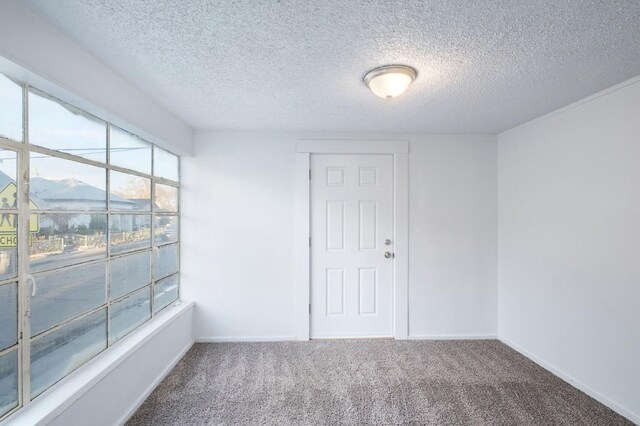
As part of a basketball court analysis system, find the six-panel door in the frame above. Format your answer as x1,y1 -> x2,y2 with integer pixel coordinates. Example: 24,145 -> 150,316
310,154 -> 393,338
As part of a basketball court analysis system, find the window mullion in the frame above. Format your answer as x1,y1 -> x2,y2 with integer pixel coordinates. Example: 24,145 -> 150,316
176,158 -> 181,303
18,82 -> 31,405
106,124 -> 112,347
0,136 -> 23,151
27,144 -> 107,170
150,145 -> 156,317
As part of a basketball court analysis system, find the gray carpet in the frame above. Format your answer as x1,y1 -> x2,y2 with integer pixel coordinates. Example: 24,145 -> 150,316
127,340 -> 632,425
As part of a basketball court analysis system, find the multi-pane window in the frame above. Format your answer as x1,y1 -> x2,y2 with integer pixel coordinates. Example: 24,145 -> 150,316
0,72 -> 180,419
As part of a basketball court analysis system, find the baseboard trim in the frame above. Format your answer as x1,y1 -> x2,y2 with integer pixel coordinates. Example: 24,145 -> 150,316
408,334 -> 498,340
310,334 -> 393,340
196,336 -> 296,342
117,340 -> 194,425
499,336 -> 639,425
196,335 -> 499,342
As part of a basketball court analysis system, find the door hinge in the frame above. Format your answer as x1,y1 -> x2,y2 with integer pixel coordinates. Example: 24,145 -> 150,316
309,169 -> 311,180
309,236 -> 311,247
309,304 -> 311,314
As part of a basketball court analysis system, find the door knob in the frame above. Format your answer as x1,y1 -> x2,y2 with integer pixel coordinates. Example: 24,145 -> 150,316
384,239 -> 392,245
384,251 -> 393,258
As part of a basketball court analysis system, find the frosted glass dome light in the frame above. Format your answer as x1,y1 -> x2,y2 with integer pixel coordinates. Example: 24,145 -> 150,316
363,65 -> 417,100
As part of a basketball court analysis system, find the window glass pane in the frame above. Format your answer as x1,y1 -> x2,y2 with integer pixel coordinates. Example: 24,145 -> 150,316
109,171 -> 150,211
0,150 -> 19,282
110,214 -> 151,254
109,126 -> 151,174
109,125 -> 151,175
31,262 -> 106,336
154,215 -> 178,246
30,213 -> 107,273
155,183 -> 178,212
29,88 -> 106,162
109,287 -> 150,344
30,153 -> 107,211
0,74 -> 22,142
0,149 -> 18,187
154,274 -> 178,313
0,247 -> 17,281
0,349 -> 18,417
0,214 -> 17,281
153,147 -> 179,181
0,283 -> 17,351
155,244 -> 178,280
31,309 -> 107,397
110,251 -> 151,300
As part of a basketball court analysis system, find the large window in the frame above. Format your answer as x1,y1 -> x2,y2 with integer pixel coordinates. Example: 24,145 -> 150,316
0,72 -> 180,419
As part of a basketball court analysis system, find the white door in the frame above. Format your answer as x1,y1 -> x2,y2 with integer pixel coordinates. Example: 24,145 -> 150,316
310,154 -> 394,338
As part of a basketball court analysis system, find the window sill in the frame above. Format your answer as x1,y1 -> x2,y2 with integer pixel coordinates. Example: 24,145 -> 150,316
2,300 -> 195,426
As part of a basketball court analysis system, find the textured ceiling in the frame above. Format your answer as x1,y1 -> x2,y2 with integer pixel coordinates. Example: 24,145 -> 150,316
24,0 -> 640,134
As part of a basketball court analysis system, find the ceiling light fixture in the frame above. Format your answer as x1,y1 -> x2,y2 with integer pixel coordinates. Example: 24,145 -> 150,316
363,65 -> 417,100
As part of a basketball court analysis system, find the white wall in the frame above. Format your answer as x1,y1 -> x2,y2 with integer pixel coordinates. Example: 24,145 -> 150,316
498,77 -> 640,422
181,132 -> 498,340
409,136 -> 497,338
0,0 -> 193,155
181,133 -> 297,340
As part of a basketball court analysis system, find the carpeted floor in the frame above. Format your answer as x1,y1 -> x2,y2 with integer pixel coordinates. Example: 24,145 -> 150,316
126,340 -> 632,425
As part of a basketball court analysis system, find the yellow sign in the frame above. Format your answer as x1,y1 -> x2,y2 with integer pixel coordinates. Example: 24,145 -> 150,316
0,234 -> 32,248
0,182 -> 39,247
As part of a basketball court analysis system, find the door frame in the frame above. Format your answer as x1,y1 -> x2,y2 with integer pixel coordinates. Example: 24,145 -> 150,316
294,140 -> 409,340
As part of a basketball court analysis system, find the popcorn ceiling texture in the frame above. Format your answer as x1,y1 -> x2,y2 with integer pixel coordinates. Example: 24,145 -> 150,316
24,0 -> 640,133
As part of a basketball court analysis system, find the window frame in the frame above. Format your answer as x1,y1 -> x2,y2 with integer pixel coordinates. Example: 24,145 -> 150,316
0,77 -> 181,420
